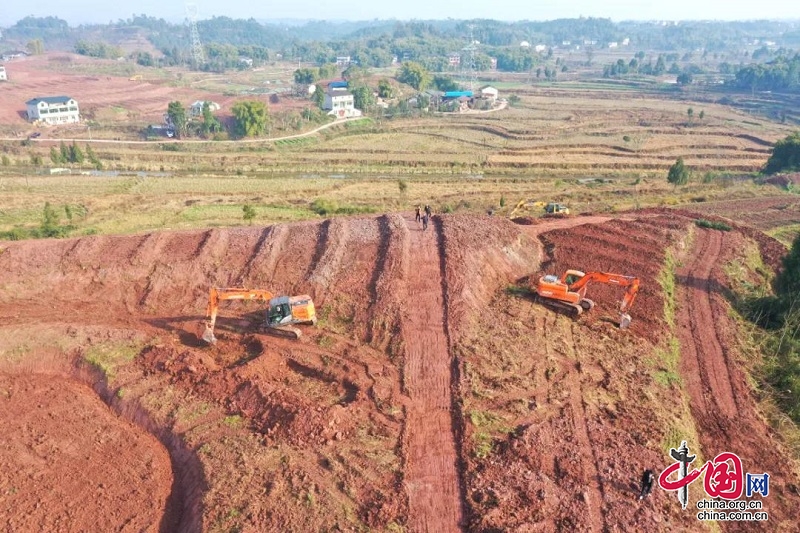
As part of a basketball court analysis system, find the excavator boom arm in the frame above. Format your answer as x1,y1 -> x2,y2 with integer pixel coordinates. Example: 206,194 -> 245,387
202,287 -> 275,344
568,271 -> 640,315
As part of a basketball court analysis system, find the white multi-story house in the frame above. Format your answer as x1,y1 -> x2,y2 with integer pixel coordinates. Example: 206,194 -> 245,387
323,90 -> 362,119
0,66 -> 7,81
26,96 -> 80,124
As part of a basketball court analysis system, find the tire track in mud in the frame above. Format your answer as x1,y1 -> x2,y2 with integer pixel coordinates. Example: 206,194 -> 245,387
676,229 -> 737,419
401,214 -> 463,533
564,322 -> 607,533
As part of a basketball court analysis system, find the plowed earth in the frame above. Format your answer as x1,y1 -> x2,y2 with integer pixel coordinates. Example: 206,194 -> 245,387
1,211 -> 799,532
684,195 -> 800,232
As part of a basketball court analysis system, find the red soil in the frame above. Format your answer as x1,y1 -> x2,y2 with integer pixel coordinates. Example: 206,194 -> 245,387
0,211 -> 798,531
0,368 -> 174,532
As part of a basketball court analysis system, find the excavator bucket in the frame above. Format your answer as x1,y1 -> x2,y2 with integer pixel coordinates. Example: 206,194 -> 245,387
199,321 -> 217,345
619,313 -> 632,329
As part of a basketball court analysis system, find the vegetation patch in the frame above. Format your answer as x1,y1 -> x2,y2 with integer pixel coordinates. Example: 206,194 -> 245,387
310,198 -> 377,216
83,341 -> 142,380
695,218 -> 731,231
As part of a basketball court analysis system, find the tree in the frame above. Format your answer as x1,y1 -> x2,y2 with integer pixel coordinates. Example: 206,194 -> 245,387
166,101 -> 187,138
232,101 -> 269,138
396,61 -> 431,91
201,101 -> 222,137
70,142 -> 84,165
58,141 -> 71,163
242,204 -> 256,224
50,146 -> 63,164
351,85 -> 375,111
26,39 -> 44,55
432,75 -> 458,92
85,145 -> 102,170
41,202 -> 59,236
667,157 -> 690,186
294,68 -> 317,85
699,110 -> 705,120
312,85 -> 325,109
687,107 -> 694,118
377,79 -> 393,99
677,72 -> 693,85
764,132 -> 800,174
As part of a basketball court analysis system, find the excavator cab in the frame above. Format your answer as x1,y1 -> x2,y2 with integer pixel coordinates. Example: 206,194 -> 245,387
544,203 -> 570,215
267,295 -> 317,328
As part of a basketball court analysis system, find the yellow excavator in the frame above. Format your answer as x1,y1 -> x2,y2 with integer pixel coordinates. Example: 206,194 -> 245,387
534,270 -> 640,328
199,287 -> 317,344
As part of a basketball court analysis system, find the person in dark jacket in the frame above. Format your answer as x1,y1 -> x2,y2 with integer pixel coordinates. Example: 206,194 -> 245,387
424,205 -> 432,217
639,469 -> 655,500
422,213 -> 429,230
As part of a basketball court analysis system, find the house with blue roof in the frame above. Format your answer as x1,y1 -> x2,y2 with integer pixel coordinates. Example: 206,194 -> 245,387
25,96 -> 80,125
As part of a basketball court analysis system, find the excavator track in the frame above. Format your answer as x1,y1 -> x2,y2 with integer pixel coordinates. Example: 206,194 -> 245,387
535,295 -> 583,318
263,325 -> 302,339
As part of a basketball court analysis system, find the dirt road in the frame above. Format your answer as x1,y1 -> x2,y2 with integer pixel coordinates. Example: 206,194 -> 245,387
402,214 -> 464,532
676,228 -> 799,531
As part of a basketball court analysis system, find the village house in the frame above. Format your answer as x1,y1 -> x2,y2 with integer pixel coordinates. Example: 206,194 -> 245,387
25,96 -> 80,125
323,89 -> 362,119
448,53 -> 461,67
480,86 -> 499,102
0,66 -> 7,82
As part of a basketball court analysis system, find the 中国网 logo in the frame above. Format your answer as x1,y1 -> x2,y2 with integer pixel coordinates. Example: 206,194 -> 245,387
657,441 -> 770,522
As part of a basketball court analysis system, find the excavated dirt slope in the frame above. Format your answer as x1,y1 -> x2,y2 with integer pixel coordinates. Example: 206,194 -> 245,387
1,211 -> 799,531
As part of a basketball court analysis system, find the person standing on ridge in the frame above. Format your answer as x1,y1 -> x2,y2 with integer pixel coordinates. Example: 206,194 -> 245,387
422,213 -> 429,231
415,205 -> 422,223
424,205 -> 432,217
638,469 -> 655,500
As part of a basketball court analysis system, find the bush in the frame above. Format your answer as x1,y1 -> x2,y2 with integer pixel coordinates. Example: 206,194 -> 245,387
695,219 -> 731,231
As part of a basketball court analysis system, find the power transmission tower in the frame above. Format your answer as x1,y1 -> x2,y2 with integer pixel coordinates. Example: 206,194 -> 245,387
185,2 -> 205,68
461,25 -> 479,92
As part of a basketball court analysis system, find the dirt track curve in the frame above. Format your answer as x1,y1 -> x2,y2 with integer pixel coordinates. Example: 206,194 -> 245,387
678,229 -> 737,419
677,228 -> 799,532
402,214 -> 464,532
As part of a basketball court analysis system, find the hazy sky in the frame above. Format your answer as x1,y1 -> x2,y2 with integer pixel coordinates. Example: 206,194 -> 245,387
1,0 -> 798,27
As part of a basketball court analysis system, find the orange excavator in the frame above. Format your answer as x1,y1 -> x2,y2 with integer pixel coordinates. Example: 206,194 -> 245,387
534,270 -> 640,328
199,287 -> 317,345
